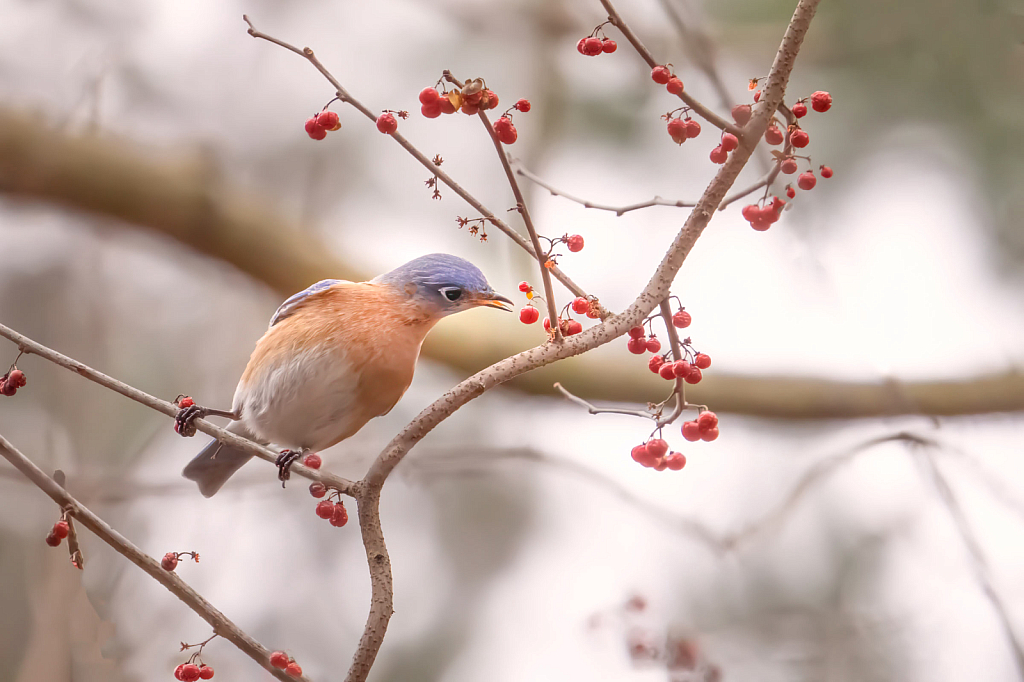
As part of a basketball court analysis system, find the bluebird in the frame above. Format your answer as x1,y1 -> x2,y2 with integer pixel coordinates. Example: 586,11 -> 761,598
176,253 -> 512,496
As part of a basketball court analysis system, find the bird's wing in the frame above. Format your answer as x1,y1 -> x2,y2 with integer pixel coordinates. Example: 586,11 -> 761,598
269,280 -> 348,327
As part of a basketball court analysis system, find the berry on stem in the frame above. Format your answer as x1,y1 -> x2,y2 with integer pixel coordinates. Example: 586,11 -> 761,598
309,482 -> 327,498
53,520 -> 69,539
645,337 -> 661,353
572,297 -> 590,314
518,281 -> 532,293
161,553 -> 179,571
786,186 -> 796,199
684,367 -> 703,384
515,98 -> 531,112
302,453 -> 321,469
285,663 -> 303,678
602,38 -> 617,53
519,306 -> 539,324
421,102 -> 442,118
672,310 -> 691,328
651,65 -> 671,84
720,133 -> 739,153
780,158 -> 798,174
798,171 -> 817,190
681,421 -> 701,442
792,102 -> 808,118
199,665 -> 215,680
419,87 -> 441,105
648,355 -> 665,373
646,438 -> 669,458
659,363 -> 676,380
811,90 -> 832,113
666,77 -> 684,95
626,337 -> 647,354
376,113 -> 398,134
330,502 -> 349,527
566,234 -> 584,252
45,532 -> 61,547
667,118 -> 687,145
709,145 -> 727,164
181,665 -> 201,682
731,104 -> 752,126
665,452 -> 686,471
684,119 -> 701,139
270,652 -> 290,669
694,352 -> 711,369
790,129 -> 809,148
820,165 -> 833,179
584,37 -> 603,56
764,125 -> 784,145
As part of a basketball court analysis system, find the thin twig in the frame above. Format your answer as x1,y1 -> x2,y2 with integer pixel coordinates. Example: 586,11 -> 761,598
242,15 -> 589,302
0,433 -> 309,682
916,447 -> 1024,678
553,381 -> 656,419
655,298 -> 688,428
513,160 -> 696,216
599,0 -> 742,137
0,322 -> 356,496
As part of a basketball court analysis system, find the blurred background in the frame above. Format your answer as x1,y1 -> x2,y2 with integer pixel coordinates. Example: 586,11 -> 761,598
2,0 -> 1024,680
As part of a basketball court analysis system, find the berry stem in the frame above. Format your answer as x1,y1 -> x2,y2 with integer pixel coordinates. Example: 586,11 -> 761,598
599,0 -> 742,137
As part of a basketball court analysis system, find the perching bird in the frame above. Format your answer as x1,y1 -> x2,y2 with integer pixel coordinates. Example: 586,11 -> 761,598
176,253 -> 512,496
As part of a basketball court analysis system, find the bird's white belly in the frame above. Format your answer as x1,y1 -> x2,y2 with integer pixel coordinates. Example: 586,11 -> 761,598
234,346 -> 360,451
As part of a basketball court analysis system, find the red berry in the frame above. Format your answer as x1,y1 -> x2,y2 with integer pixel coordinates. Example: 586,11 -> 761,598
753,90 -> 762,103
654,459 -> 669,471
790,129 -> 809,148
602,39 -> 617,53
709,145 -> 727,164
572,297 -> 590,314
178,396 -> 194,408
666,77 -> 684,95
316,500 -> 335,519
309,482 -> 327,498
584,37 -> 603,56
810,90 -> 832,113
667,118 -> 687,144
519,306 -> 539,324
199,665 -> 215,679
697,411 -> 719,430
684,119 -> 701,139
628,326 -> 645,339
693,353 -> 711,369
700,427 -> 720,442
681,421 -> 701,442
175,664 -> 186,680
651,66 -> 671,84
285,663 -> 302,678
302,453 -> 322,469
480,90 -> 499,111
673,361 -> 692,378
565,320 -> 583,336
626,337 -> 647,354
780,158 -> 798,174
8,369 -> 25,388
421,102 -> 442,118
181,665 -> 201,681
542,317 -> 551,331
305,119 -> 327,140
798,171 -> 816,190
376,113 -> 397,134
577,38 -> 588,54
820,165 -> 833,179
646,438 -> 669,458
419,87 -> 440,105
631,444 -> 658,468
439,97 -> 456,115
684,367 -> 702,384
461,101 -> 480,116
518,281 -> 532,293
764,125 -> 784,145
731,104 -> 752,126
741,204 -> 760,222
53,520 -> 69,539
659,363 -> 676,380
493,117 -> 517,144
317,111 -> 340,130
330,502 -> 349,527
45,532 -> 61,547
792,102 -> 807,118
566,234 -> 584,252
648,355 -> 665,373
720,133 -> 739,153
645,337 -> 661,353
270,652 -> 290,669
664,452 -> 686,471
672,310 -> 691,328
786,186 -> 796,199
161,553 -> 179,571
515,98 -> 532,113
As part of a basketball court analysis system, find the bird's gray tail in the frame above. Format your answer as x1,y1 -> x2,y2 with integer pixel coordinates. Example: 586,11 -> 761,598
182,420 -> 260,497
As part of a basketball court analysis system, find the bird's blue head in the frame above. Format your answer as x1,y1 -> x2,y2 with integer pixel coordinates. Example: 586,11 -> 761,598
372,253 -> 513,318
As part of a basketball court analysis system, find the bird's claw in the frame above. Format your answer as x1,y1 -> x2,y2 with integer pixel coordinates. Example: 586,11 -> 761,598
276,449 -> 302,487
174,405 -> 208,438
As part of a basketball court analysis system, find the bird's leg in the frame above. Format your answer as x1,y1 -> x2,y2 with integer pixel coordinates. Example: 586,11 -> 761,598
174,405 -> 239,438
275,448 -> 306,487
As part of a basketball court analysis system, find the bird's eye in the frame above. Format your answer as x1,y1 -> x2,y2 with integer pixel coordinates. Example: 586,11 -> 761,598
440,287 -> 462,302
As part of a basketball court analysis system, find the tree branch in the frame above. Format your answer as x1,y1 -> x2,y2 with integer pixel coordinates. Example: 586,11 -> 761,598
0,433 -> 310,682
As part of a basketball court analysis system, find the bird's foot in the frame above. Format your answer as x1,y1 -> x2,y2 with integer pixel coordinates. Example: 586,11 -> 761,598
174,404 -> 209,438
275,449 -> 304,487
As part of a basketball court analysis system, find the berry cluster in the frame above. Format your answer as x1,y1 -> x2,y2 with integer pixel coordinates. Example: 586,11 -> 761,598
630,438 -> 686,471
270,651 -> 303,678
304,110 -> 341,140
709,131 -> 739,165
375,110 -> 408,135
651,66 -> 684,96
173,664 -> 215,681
0,367 -> 26,397
161,551 -> 199,572
681,410 -> 719,442
44,516 -> 70,548
664,109 -> 701,145
740,195 -> 786,231
576,23 -> 617,56
311,483 -> 349,527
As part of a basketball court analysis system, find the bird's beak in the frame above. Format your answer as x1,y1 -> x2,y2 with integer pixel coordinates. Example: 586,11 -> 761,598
476,292 -> 514,312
